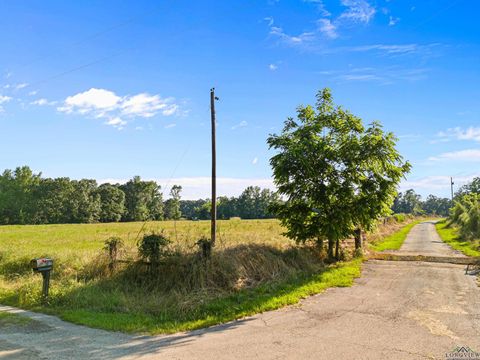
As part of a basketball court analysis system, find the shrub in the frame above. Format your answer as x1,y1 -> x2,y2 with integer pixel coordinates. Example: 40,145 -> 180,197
138,232 -> 171,264
448,194 -> 480,240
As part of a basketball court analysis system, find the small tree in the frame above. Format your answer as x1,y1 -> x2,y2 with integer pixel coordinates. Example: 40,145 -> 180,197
267,88 -> 410,259
166,185 -> 182,241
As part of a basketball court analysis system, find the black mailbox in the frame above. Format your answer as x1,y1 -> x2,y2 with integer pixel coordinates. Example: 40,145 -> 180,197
31,258 -> 53,300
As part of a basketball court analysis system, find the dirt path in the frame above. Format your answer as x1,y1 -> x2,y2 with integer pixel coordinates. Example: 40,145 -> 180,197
1,221 -> 479,359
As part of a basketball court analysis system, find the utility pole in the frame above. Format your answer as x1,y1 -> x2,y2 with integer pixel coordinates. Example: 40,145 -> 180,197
450,177 -> 454,201
210,88 -> 217,247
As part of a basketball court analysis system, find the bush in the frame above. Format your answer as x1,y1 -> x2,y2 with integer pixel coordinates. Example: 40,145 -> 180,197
138,232 -> 171,264
449,194 -> 480,240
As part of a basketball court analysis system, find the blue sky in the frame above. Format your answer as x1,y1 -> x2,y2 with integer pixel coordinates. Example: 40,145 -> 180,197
0,0 -> 479,199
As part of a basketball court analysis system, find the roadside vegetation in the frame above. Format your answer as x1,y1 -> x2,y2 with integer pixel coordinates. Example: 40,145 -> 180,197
369,216 -> 420,251
435,220 -> 480,257
435,177 -> 480,257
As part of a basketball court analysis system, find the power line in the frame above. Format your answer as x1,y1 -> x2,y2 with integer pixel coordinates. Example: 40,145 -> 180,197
26,48 -> 133,89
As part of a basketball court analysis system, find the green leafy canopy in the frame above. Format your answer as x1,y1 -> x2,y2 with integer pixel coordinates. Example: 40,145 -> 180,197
267,88 -> 411,245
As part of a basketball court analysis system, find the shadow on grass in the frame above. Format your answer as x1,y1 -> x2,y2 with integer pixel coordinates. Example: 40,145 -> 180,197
2,243 -> 362,335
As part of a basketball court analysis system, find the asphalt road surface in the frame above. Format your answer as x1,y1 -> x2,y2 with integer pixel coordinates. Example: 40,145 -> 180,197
1,221 -> 479,359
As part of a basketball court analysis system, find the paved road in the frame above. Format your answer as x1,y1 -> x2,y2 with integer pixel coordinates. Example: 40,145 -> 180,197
1,221 -> 480,359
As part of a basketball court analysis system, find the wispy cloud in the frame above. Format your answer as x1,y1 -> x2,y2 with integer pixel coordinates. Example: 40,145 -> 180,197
437,127 -> 480,143
400,174 -> 480,192
30,98 -> 57,106
0,95 -> 12,112
303,0 -> 331,16
57,88 -> 180,129
388,16 -> 400,26
319,66 -> 429,84
231,120 -> 248,130
14,83 -> 28,90
105,117 -> 127,130
0,95 -> 11,104
269,63 -> 278,71
428,149 -> 480,162
164,123 -> 176,129
317,18 -> 338,39
252,157 -> 258,165
339,0 -> 376,24
269,26 -> 316,47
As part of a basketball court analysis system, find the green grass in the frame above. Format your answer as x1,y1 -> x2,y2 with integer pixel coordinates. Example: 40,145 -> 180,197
0,218 -> 410,334
435,220 -> 480,257
52,259 -> 362,334
369,220 -> 421,252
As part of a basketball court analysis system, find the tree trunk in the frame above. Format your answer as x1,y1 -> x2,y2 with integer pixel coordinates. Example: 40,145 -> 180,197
354,228 -> 362,250
327,238 -> 334,260
335,239 -> 339,260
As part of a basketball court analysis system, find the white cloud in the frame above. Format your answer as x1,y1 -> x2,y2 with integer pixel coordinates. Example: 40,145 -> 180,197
15,83 -> 28,90
105,117 -> 126,130
58,88 -> 180,129
437,127 -> 480,143
99,177 -> 276,200
269,64 -> 278,71
428,149 -> 480,162
0,95 -> 11,104
270,26 -> 315,46
323,66 -> 428,84
347,44 -> 420,54
264,16 -> 274,26
340,0 -> 376,23
252,157 -> 258,165
317,18 -> 338,39
303,0 -> 331,16
28,90 -> 38,96
164,123 -> 176,129
388,16 -> 400,26
59,88 -> 120,113
400,174 -> 480,193
121,93 -> 177,118
31,98 -> 56,106
231,120 -> 248,130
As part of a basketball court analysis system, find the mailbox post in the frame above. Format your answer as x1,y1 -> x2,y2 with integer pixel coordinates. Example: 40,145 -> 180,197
30,258 -> 53,300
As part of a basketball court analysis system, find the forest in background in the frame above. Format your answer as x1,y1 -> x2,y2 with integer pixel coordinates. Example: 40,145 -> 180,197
0,165 -> 452,225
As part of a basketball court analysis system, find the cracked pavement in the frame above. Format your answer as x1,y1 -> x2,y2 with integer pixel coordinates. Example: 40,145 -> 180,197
1,221 -> 479,359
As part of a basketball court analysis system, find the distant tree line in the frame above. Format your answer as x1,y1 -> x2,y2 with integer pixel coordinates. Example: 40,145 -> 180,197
392,189 -> 452,216
0,166 -> 279,225
180,186 -> 280,220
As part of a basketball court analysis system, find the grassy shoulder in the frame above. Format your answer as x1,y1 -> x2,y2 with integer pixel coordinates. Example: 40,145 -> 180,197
0,258 -> 363,334
435,220 -> 480,257
58,259 -> 362,334
369,220 -> 421,252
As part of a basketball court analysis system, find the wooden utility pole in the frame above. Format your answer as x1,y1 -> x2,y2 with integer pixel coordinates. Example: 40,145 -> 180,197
210,88 -> 217,247
450,177 -> 454,201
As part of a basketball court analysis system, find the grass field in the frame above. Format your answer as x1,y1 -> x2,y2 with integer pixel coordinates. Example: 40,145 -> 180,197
435,220 -> 480,257
0,218 -> 412,334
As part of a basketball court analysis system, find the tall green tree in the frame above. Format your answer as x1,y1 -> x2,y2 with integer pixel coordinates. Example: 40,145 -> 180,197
97,183 -> 126,222
0,166 -> 41,224
164,185 -> 182,220
121,176 -> 163,221
267,88 -> 410,258
392,189 -> 423,215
